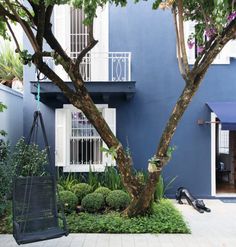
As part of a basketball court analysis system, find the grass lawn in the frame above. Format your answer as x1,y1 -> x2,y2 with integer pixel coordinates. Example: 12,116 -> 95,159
67,200 -> 190,234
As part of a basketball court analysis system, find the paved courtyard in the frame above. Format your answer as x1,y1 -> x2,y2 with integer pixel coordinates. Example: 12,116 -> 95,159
1,200 -> 236,247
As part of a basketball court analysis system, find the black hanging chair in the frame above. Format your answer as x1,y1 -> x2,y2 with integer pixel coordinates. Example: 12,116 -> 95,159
12,111 -> 68,245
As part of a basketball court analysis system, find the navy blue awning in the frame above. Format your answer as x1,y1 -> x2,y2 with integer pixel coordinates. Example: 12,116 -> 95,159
206,102 -> 236,130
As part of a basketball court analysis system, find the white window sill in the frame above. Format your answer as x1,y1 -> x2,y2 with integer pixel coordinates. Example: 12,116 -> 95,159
63,164 -> 106,172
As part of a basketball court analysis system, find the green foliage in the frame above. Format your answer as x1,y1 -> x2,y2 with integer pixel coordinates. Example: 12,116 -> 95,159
59,190 -> 78,213
85,166 -> 125,191
155,175 -> 177,202
57,183 -> 64,192
94,186 -> 111,199
71,183 -> 93,204
12,137 -> 48,177
88,167 -> 100,189
0,141 -> 13,216
59,173 -> 79,191
0,102 -> 7,137
0,42 -> 23,82
19,49 -> 32,66
81,192 -> 105,213
181,0 -> 235,45
106,190 -> 130,211
100,146 -> 117,161
66,200 -> 190,233
0,201 -> 12,233
102,166 -> 124,191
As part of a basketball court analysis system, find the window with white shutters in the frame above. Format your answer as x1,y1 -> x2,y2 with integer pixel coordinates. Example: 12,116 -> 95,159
55,104 -> 116,172
54,4 -> 109,81
183,21 -> 236,65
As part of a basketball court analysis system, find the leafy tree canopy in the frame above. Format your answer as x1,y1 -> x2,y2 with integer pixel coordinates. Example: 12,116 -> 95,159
154,0 -> 236,46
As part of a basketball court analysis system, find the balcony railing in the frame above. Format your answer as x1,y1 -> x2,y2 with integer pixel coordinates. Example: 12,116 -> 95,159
40,52 -> 131,82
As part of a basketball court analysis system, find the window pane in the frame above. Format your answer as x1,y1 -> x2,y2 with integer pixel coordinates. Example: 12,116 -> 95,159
70,111 -> 103,165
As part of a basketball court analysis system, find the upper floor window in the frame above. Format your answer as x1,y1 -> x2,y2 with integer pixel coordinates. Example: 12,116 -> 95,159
53,4 -> 109,81
55,104 -> 116,172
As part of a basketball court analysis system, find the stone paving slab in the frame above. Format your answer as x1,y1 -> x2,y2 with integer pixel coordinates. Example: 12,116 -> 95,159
1,200 -> 236,247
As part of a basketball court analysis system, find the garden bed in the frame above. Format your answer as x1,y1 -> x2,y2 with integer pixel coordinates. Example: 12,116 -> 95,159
0,200 -> 190,234
67,200 -> 190,234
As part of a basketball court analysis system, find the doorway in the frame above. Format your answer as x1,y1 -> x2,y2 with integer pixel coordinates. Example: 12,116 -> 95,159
212,113 -> 236,195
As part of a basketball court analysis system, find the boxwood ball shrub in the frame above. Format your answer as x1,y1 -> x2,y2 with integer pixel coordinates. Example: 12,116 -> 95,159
59,190 -> 77,213
81,193 -> 105,213
72,183 -> 93,204
106,190 -> 130,210
94,187 -> 111,199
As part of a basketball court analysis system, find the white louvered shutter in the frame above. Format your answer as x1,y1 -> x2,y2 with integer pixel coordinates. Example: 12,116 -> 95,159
54,5 -> 70,80
102,108 -> 116,166
55,108 -> 70,166
90,4 -> 109,81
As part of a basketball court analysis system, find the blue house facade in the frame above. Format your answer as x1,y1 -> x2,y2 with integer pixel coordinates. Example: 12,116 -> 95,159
23,2 -> 236,198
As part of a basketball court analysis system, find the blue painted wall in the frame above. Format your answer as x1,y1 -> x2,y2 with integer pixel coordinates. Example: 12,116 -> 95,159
109,3 -> 236,197
22,3 -> 236,197
0,84 -> 23,145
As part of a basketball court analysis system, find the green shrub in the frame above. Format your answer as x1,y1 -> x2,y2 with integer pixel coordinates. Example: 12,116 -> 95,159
94,187 -> 111,199
72,183 -> 93,204
0,140 -> 14,216
57,184 -> 64,192
59,190 -> 77,213
106,190 -> 130,210
12,137 -> 48,177
58,173 -> 80,192
81,193 -> 105,213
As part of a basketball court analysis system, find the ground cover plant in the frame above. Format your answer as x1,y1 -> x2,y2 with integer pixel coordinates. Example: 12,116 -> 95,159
66,200 -> 190,233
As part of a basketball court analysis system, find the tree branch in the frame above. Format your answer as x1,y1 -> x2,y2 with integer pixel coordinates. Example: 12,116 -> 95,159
173,7 -> 186,79
32,52 -> 79,106
15,0 -> 34,22
5,17 -> 21,52
75,21 -> 98,68
192,19 -> 236,77
35,1 -> 46,50
5,0 -> 40,52
177,0 -> 191,78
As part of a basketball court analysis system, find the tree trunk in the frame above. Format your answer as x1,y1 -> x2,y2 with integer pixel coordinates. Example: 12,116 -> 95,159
124,81 -> 202,217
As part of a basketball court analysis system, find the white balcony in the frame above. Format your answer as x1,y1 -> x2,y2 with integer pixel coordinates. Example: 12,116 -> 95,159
41,52 -> 132,82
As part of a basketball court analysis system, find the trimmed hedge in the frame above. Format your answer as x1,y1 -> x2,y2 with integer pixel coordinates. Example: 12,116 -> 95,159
81,193 -> 105,213
106,190 -> 130,210
94,187 -> 111,199
71,183 -> 93,204
59,190 -> 78,213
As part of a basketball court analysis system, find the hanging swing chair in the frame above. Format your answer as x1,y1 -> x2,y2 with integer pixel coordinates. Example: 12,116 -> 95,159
12,76 -> 68,245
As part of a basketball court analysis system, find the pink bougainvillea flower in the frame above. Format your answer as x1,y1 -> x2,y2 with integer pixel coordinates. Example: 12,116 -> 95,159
205,28 -> 216,38
197,46 -> 204,54
227,11 -> 236,22
187,39 -> 195,49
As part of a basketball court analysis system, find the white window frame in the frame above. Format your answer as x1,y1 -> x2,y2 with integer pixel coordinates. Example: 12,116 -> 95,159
55,104 -> 116,172
184,21 -> 236,65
